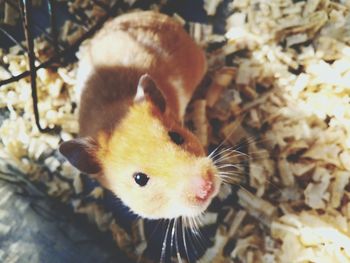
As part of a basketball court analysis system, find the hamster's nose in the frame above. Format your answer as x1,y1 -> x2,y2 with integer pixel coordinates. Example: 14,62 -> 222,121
195,180 -> 214,202
193,173 -> 215,202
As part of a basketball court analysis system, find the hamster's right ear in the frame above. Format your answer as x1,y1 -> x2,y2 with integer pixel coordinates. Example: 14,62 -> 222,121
59,138 -> 101,174
135,74 -> 166,113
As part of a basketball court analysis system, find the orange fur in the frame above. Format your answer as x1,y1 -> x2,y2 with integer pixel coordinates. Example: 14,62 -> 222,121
96,101 -> 220,219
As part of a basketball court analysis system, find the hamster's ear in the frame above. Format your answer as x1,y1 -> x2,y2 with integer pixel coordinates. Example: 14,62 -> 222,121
135,74 -> 166,113
59,138 -> 101,174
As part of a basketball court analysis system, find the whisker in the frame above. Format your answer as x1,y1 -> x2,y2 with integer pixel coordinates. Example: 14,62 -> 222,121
213,152 -> 270,170
236,184 -> 257,198
188,217 -> 203,249
216,163 -> 244,169
217,165 -> 246,173
207,145 -> 221,159
211,147 -> 245,160
234,135 -> 271,150
218,167 -> 246,176
219,173 -> 245,179
218,172 -> 245,179
182,217 -> 191,263
209,128 -> 273,159
213,152 -> 247,165
215,154 -> 271,173
193,216 -> 206,240
189,216 -> 206,252
160,219 -> 171,263
137,219 -> 162,263
218,165 -> 246,171
218,173 -> 245,180
210,146 -> 236,159
214,114 -> 247,150
212,142 -> 284,205
248,136 -> 273,146
174,218 -> 182,263
220,167 -> 283,195
148,219 -> 163,241
218,177 -> 245,184
229,137 -> 272,158
170,219 -> 175,261
246,151 -> 271,160
215,148 -> 269,163
219,176 -> 242,185
212,148 -> 256,166
185,217 -> 200,260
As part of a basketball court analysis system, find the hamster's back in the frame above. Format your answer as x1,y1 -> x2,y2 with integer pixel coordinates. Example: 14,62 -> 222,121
77,11 -> 206,137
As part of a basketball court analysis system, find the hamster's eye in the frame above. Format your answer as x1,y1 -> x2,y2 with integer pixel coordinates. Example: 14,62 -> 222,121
133,172 -> 149,187
168,131 -> 184,145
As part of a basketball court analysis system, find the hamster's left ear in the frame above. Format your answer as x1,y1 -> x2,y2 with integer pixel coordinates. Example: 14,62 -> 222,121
135,74 -> 166,113
59,138 -> 101,174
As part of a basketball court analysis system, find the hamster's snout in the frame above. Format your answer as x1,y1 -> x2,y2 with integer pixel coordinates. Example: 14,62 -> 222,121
191,171 -> 216,203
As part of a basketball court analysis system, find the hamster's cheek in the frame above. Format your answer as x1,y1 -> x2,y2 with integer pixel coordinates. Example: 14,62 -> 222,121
134,184 -> 187,219
123,181 -> 172,219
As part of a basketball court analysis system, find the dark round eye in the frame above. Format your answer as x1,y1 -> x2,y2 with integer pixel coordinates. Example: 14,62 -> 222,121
133,172 -> 149,187
168,131 -> 184,145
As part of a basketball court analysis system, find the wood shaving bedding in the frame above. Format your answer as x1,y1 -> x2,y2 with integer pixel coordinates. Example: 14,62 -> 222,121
1,0 -> 350,262
198,0 -> 350,262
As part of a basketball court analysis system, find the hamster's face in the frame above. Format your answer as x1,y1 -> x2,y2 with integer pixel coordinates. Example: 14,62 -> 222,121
96,102 -> 221,219
59,74 -> 220,219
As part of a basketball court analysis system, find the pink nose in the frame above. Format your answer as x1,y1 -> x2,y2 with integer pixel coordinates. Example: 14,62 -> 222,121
194,177 -> 214,202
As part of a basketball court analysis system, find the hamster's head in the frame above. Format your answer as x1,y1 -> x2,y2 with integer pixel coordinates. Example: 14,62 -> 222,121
60,74 -> 221,219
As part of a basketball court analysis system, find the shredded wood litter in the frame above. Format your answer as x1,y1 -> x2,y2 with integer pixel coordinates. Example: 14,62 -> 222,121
1,0 -> 350,262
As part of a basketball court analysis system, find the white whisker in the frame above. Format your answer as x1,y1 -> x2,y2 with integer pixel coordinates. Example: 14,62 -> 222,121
213,152 -> 246,165
219,171 -> 245,177
218,175 -> 244,182
174,218 -> 182,263
218,167 -> 245,173
160,220 -> 171,263
211,147 -> 243,160
210,146 -> 236,158
186,217 -> 200,259
189,216 -> 206,252
212,114 -> 246,153
182,217 -> 191,263
219,176 -> 242,184
218,168 -> 246,177
170,219 -> 175,261
208,145 -> 220,159
216,163 -> 243,169
218,172 -> 244,178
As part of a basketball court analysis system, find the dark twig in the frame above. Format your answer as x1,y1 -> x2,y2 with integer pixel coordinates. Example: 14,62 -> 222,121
0,1 -> 123,87
19,0 -> 58,133
4,0 -> 60,49
48,0 -> 60,57
0,26 -> 28,53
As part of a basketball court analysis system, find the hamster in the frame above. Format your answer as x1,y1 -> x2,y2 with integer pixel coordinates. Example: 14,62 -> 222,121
59,11 -> 221,219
